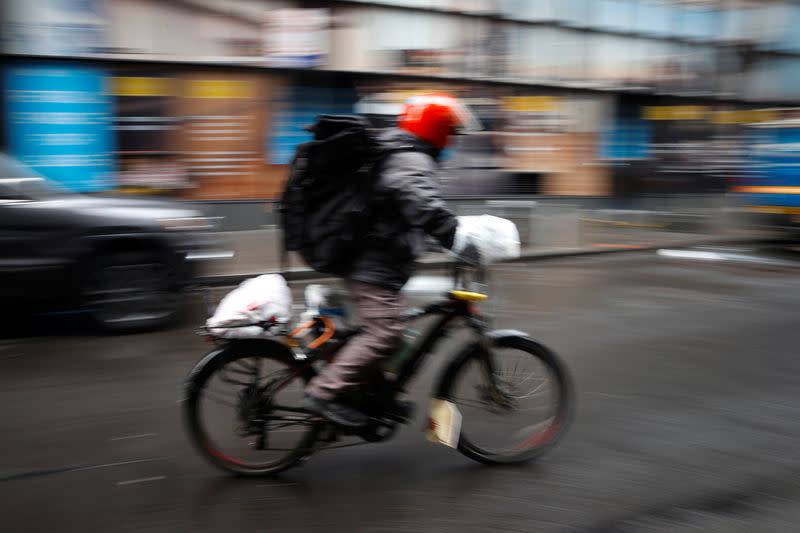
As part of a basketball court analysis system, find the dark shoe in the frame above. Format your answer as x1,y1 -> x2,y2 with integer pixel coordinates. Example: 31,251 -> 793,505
304,395 -> 368,428
385,399 -> 416,423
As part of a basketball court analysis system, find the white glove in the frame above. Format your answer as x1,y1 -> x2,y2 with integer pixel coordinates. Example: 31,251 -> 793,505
450,221 -> 482,265
450,215 -> 521,265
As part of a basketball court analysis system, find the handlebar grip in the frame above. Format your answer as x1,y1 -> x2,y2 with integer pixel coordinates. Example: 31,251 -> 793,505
452,262 -> 486,289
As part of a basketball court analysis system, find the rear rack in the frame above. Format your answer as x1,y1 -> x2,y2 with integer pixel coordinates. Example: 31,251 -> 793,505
195,320 -> 291,339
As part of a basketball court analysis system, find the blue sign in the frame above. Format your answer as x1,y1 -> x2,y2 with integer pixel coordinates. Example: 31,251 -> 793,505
269,85 -> 357,165
750,127 -> 800,186
742,125 -> 800,207
4,63 -> 115,192
600,117 -> 651,160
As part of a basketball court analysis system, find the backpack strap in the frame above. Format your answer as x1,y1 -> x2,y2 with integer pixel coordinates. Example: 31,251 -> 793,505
279,235 -> 289,277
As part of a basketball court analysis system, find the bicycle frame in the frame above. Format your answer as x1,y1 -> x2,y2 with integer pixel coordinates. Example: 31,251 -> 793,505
389,263 -> 492,391
389,297 -> 488,393
290,264 -> 495,400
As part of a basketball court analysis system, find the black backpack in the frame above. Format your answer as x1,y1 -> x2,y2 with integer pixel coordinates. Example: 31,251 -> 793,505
279,115 -> 399,275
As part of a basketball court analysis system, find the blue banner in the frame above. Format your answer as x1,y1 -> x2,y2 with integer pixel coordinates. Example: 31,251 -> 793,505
750,127 -> 800,186
4,63 -> 115,192
600,117 -> 651,160
269,85 -> 357,165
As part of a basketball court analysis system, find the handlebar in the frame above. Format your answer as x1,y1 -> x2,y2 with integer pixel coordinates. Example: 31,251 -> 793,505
451,261 -> 487,292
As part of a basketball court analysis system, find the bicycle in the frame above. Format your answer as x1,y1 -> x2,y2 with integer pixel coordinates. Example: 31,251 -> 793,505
183,263 -> 573,476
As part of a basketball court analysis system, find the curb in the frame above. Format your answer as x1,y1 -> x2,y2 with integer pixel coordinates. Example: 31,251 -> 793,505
194,236 -> 768,287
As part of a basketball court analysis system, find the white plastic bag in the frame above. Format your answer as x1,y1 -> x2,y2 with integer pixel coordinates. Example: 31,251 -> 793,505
207,274 -> 293,338
451,215 -> 521,264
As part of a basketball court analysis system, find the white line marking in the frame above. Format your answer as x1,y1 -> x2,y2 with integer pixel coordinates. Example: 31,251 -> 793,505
109,433 -> 158,442
116,476 -> 166,486
657,249 -> 724,261
76,457 -> 171,473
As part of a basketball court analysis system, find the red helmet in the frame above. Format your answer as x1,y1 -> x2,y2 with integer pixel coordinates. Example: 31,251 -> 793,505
397,93 -> 481,149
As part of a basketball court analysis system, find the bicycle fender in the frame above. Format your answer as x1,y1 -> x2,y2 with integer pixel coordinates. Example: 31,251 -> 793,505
183,339 -> 299,394
184,346 -> 227,397
433,330 -> 530,398
486,329 -> 530,344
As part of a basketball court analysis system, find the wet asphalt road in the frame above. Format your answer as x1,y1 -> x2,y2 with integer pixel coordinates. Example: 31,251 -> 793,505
2,247 -> 800,533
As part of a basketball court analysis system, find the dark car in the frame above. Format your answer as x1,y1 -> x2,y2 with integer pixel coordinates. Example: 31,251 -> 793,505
0,154 -> 228,332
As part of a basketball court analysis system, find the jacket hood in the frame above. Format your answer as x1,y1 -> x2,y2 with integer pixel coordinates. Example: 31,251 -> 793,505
374,128 -> 442,160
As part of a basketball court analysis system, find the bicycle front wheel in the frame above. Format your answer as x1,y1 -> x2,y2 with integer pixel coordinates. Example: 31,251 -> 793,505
437,335 -> 572,465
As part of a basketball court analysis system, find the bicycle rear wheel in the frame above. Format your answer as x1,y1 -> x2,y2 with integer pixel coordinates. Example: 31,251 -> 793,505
184,343 -> 321,476
438,336 -> 572,465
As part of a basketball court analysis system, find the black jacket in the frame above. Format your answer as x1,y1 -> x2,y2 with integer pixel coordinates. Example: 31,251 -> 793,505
348,129 -> 458,291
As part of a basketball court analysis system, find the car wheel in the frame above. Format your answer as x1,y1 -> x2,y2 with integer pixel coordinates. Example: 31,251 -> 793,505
82,249 -> 180,333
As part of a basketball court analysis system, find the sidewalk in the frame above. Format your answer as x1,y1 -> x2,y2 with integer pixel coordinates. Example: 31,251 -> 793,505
197,220 -> 770,285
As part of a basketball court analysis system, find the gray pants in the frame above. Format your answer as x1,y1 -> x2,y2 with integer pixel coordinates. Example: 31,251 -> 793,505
306,280 -> 406,400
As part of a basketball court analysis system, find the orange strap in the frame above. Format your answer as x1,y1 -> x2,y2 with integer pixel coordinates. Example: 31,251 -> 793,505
308,317 -> 335,349
288,316 -> 336,350
288,320 -> 315,339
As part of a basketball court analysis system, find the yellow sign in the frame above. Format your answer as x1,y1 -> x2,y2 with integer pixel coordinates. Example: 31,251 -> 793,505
185,79 -> 254,99
712,109 -> 777,124
643,106 -> 777,123
733,186 -> 800,195
748,206 -> 800,215
503,96 -> 560,112
643,105 -> 708,121
112,77 -> 175,97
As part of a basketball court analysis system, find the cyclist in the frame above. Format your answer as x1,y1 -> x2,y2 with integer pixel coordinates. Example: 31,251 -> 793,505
305,93 -> 481,427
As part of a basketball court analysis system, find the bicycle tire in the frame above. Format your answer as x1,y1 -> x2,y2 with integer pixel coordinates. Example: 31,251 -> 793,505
184,343 -> 321,476
437,335 -> 573,465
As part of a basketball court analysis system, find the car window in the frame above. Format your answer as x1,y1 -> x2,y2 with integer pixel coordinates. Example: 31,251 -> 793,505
0,183 -> 23,201
0,154 -> 41,179
0,154 -> 69,199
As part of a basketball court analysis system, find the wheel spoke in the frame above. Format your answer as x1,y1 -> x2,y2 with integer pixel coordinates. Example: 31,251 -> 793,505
265,418 -> 317,431
510,418 -> 554,441
190,353 -> 319,474
218,373 -> 252,387
224,365 -> 258,379
201,387 -> 238,408
448,396 -> 495,411
230,358 -> 255,370
443,341 -> 569,461
508,380 -> 549,400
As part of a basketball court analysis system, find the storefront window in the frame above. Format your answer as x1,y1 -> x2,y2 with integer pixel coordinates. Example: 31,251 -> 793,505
508,27 -> 561,81
635,0 -> 674,38
673,4 -> 719,42
557,0 -> 591,28
592,0 -> 636,33
363,8 -> 496,76
586,34 -> 639,85
498,0 -> 558,22
745,57 -> 800,100
759,2 -> 800,53
719,3 -> 759,43
336,0 -> 497,14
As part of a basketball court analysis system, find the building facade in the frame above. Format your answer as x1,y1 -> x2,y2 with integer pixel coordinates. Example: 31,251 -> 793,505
2,0 -> 798,199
